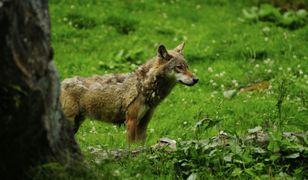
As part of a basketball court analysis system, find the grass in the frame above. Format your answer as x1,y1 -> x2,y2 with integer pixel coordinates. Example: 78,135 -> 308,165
48,0 -> 307,179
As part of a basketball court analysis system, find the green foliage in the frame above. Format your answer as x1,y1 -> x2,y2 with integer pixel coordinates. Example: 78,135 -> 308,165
243,4 -> 308,29
31,162 -> 104,180
168,131 -> 308,179
49,0 -> 308,178
104,16 -> 138,34
79,129 -> 307,179
65,13 -> 98,29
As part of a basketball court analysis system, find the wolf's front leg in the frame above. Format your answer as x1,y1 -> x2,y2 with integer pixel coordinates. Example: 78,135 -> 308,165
125,96 -> 149,144
125,116 -> 137,143
135,109 -> 154,142
125,103 -> 139,143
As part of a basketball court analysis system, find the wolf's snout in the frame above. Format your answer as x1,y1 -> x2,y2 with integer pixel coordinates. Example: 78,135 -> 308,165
188,77 -> 198,86
176,73 -> 199,86
193,77 -> 199,84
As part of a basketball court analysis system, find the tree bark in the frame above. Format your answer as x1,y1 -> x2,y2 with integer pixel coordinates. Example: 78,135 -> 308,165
0,0 -> 80,179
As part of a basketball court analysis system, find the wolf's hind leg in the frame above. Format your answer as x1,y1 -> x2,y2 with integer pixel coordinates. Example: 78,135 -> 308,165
61,95 -> 79,119
74,114 -> 85,133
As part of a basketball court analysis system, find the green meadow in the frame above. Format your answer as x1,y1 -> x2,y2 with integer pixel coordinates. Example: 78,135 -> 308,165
47,0 -> 307,179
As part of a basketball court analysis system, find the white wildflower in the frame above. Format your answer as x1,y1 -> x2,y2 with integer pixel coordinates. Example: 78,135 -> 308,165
163,13 -> 168,18
262,26 -> 270,34
223,89 -> 236,99
113,170 -> 120,176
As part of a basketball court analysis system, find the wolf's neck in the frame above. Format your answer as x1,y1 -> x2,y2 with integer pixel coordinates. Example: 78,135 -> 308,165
134,59 -> 176,106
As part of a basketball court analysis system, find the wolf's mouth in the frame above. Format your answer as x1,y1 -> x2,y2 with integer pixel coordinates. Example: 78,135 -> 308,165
179,80 -> 197,86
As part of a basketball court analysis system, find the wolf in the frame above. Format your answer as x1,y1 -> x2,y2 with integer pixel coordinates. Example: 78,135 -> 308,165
60,43 -> 198,143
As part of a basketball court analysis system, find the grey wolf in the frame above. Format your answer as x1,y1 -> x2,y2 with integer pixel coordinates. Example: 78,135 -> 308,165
60,43 -> 198,143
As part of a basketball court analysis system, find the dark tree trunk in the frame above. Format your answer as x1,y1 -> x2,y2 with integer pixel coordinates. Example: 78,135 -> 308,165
0,0 -> 80,179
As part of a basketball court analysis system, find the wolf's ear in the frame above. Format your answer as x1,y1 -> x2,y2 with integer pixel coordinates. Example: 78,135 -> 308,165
174,42 -> 185,54
158,45 -> 172,61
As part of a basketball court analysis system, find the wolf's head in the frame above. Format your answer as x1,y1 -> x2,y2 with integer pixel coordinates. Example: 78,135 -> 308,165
157,43 -> 198,86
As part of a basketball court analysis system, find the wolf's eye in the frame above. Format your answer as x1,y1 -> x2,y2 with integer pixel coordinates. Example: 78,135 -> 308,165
176,66 -> 183,70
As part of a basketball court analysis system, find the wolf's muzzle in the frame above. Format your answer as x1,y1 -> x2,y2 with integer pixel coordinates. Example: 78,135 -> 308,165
193,78 -> 199,84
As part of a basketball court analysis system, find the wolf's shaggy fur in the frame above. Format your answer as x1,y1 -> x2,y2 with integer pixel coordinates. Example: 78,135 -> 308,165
60,43 -> 198,143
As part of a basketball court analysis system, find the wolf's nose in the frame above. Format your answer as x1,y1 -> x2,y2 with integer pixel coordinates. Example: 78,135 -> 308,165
193,78 -> 199,84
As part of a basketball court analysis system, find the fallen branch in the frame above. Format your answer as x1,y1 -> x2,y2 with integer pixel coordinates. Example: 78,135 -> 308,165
89,128 -> 307,159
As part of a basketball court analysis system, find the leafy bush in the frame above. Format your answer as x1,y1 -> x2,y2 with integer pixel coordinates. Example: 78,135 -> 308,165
243,4 -> 308,29
138,129 -> 307,179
